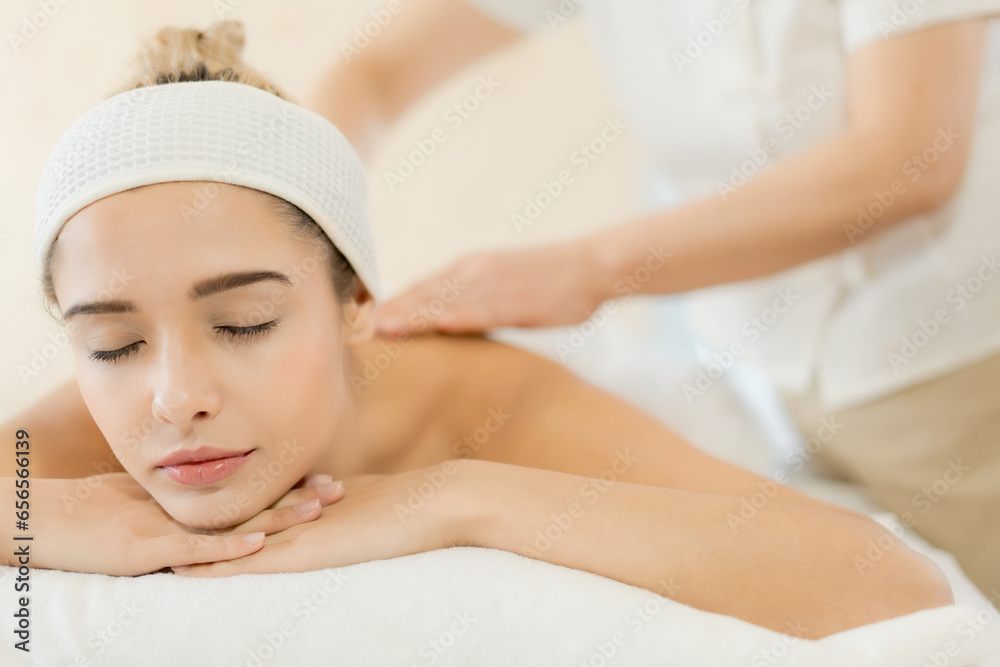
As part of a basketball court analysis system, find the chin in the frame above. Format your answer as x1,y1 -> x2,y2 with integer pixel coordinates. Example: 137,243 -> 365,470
157,491 -> 268,531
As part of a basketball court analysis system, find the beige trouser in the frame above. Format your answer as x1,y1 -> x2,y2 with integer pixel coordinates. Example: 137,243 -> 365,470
781,352 -> 1000,599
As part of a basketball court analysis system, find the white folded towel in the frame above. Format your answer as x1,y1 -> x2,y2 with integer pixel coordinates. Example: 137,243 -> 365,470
2,544 -> 998,667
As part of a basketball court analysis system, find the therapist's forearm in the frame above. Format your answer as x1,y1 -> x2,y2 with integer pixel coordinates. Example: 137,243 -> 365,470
584,128 -> 963,297
305,57 -> 393,163
456,459 -> 953,639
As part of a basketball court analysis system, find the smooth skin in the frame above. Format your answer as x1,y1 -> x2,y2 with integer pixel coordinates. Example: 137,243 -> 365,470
303,0 -> 989,332
1,181 -> 951,640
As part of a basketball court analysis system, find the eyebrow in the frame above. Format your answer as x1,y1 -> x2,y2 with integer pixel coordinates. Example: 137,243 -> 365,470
62,270 -> 293,321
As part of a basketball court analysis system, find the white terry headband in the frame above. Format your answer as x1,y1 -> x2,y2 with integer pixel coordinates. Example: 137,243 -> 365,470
34,80 -> 381,301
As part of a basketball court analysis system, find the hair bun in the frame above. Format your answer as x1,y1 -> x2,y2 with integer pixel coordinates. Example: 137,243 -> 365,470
116,20 -> 288,100
153,20 -> 246,73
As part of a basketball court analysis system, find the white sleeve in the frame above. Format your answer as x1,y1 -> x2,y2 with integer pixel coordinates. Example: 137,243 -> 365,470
461,0 -> 570,33
839,0 -> 1000,52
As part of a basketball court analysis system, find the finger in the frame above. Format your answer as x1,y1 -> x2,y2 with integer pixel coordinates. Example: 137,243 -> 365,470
375,277 -> 450,334
231,495 -> 329,536
268,480 -> 344,510
144,530 -> 266,571
434,308 -> 487,334
172,539 -> 299,577
303,474 -> 334,488
374,297 -> 421,335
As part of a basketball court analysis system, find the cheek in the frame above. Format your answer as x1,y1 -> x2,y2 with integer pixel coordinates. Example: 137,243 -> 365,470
74,370 -> 148,471
230,323 -> 346,484
261,319 -> 347,426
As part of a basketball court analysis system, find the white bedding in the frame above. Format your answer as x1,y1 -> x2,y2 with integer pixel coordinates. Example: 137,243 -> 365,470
1,521 -> 998,667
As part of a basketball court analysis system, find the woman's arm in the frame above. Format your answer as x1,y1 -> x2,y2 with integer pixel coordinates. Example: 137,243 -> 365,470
583,19 -> 987,296
449,459 -> 952,640
435,337 -> 955,637
304,0 -> 521,162
0,378 -> 123,479
373,19 -> 989,332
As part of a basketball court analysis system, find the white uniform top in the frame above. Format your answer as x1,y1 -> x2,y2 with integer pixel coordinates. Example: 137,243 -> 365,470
464,0 -> 1000,411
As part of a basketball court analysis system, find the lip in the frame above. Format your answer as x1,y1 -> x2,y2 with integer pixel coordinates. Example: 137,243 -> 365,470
156,447 -> 255,486
156,447 -> 254,468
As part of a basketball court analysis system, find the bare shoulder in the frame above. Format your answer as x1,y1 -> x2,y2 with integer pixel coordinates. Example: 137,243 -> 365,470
373,334 -> 834,509
352,332 -> 543,420
1,378 -> 126,479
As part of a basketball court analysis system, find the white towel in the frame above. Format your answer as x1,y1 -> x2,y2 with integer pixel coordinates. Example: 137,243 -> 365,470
1,544 -> 998,666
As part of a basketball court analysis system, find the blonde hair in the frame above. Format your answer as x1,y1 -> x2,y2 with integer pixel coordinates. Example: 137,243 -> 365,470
111,21 -> 289,99
40,20 -> 357,320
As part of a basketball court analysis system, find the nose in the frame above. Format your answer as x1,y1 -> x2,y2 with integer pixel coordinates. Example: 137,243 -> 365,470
150,332 -> 221,427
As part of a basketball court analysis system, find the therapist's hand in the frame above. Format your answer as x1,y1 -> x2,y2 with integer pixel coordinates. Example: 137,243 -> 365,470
374,241 -> 612,335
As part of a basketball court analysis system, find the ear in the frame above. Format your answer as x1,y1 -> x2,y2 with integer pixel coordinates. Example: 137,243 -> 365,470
340,279 -> 376,346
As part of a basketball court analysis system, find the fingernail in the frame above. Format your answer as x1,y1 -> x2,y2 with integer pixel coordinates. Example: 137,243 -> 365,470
173,565 -> 191,573
318,481 -> 343,495
243,531 -> 265,545
295,498 -> 321,513
305,474 -> 333,487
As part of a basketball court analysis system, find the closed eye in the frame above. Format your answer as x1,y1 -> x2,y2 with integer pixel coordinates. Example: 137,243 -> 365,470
87,320 -> 280,364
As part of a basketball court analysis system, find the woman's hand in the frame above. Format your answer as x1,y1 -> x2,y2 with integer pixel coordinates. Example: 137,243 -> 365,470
171,461 -> 468,576
373,241 -> 611,336
7,471 -> 344,576
191,473 -> 346,538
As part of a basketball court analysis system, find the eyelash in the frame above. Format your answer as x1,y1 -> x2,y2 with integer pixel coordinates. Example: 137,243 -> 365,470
87,320 -> 280,364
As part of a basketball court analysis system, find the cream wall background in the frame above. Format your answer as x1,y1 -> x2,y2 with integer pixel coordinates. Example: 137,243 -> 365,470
0,0 -> 772,472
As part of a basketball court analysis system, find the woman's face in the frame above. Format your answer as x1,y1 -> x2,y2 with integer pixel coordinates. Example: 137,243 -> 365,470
51,181 -> 374,530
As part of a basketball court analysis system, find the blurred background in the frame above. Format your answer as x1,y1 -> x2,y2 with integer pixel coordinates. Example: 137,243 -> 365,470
0,0 -> 783,474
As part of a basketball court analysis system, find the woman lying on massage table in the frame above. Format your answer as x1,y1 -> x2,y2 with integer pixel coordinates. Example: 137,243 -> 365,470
0,20 -> 953,642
